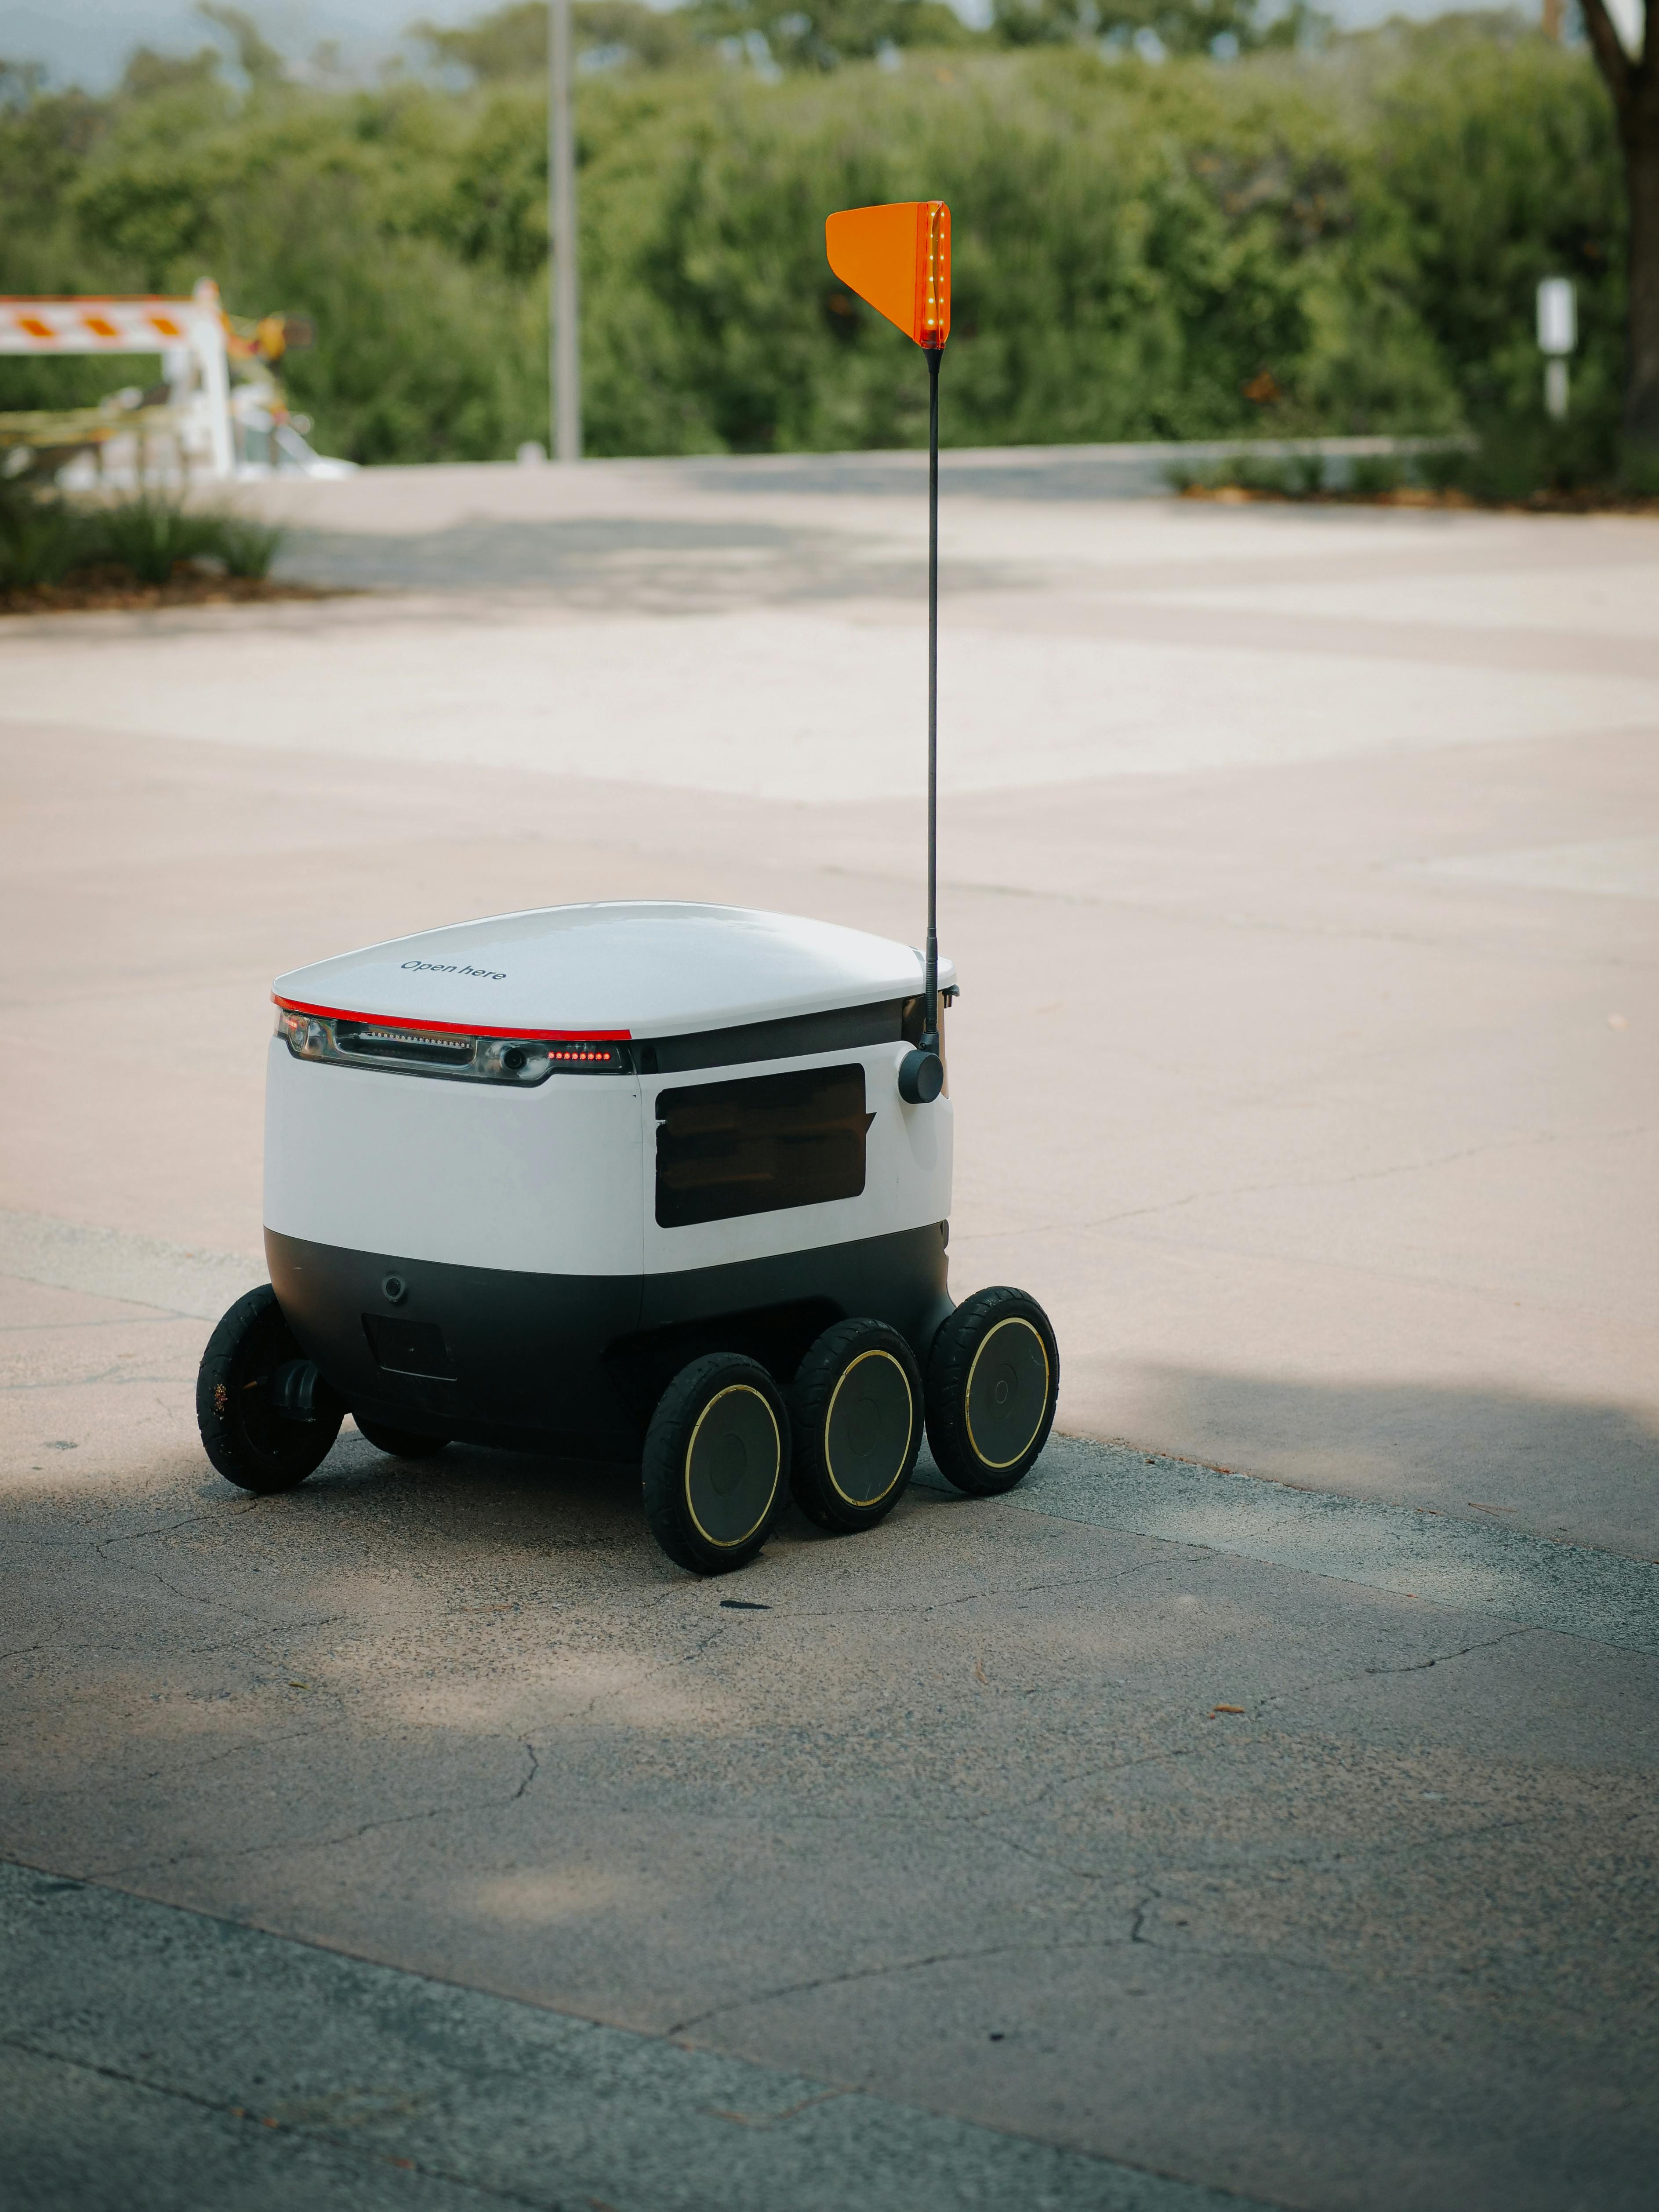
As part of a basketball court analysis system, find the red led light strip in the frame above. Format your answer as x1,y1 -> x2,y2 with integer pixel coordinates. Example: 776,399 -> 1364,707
273,995 -> 631,1042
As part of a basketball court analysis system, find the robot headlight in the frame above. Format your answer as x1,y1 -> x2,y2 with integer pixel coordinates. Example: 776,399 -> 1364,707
274,1005 -> 624,1084
276,1009 -> 330,1060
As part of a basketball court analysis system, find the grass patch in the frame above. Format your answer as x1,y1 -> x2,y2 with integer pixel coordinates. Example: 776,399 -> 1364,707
1165,439 -> 1659,514
0,491 -> 84,588
209,513 -> 286,580
0,485 -> 289,597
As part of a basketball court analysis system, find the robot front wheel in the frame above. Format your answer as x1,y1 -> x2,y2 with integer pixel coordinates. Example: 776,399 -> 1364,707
196,1285 -> 343,1494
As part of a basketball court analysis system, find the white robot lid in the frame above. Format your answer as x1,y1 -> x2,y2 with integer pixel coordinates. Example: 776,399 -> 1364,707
272,902 -> 957,1040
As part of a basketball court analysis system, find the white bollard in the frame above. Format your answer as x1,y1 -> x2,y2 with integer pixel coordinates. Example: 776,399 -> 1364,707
1536,278 -> 1576,424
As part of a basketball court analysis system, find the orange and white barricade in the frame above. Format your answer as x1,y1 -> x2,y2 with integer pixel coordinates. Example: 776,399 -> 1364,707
0,278 -> 234,479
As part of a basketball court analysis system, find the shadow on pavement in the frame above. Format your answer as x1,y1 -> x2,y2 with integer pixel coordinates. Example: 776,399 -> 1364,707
679,451 -> 1177,501
275,515 -> 1025,604
4,1416 -> 1658,2212
1099,1362 -> 1659,1556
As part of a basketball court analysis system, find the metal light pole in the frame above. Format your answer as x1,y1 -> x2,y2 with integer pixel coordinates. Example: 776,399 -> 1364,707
548,0 -> 580,462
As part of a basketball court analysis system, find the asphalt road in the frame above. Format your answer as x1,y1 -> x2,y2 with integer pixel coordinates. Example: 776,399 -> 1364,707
2,450 -> 1656,2210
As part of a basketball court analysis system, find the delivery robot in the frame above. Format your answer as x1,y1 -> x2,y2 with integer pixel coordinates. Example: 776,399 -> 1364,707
196,901 -> 1059,1574
195,196 -> 1060,1573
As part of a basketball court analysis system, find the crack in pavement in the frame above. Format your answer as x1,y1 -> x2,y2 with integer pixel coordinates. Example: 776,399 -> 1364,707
9,1720 -> 348,1808
775,1551 -> 1172,1626
663,1935 -> 1122,2039
1257,1625 -> 1539,1710
97,1507 -> 259,1546
89,1544 -> 353,1635
0,2032 -> 552,2210
87,1735 -> 545,1878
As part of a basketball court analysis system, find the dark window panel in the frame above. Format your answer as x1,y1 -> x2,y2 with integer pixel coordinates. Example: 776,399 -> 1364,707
655,1063 -> 875,1228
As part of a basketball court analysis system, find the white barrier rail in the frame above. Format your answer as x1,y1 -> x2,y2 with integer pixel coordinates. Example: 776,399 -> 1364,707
0,284 -> 234,480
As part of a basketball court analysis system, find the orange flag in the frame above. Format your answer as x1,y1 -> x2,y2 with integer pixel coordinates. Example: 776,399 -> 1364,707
825,201 -> 951,349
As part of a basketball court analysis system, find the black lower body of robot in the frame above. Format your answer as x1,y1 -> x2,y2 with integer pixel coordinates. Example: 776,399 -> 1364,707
195,1224 -> 1059,1575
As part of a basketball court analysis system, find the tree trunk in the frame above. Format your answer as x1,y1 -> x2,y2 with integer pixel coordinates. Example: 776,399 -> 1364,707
1625,111 -> 1659,447
1583,0 -> 1656,451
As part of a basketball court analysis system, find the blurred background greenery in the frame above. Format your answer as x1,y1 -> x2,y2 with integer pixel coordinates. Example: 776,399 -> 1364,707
0,5 -> 1631,484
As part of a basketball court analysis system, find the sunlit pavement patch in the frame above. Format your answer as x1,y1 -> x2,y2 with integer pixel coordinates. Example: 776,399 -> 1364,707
984,1435 -> 1659,1656
0,1208 -> 262,1323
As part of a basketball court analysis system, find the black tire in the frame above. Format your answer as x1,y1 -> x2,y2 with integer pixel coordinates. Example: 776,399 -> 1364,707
643,1354 -> 788,1576
196,1285 -> 342,1494
925,1287 -> 1058,1496
789,1318 -> 922,1534
354,1417 -> 450,1460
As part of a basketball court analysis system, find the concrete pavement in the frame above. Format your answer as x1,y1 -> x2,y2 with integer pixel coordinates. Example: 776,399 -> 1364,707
1,454 -> 1654,1549
4,1857 -> 1265,2212
3,1300 -> 1655,2210
2,450 -> 1656,2208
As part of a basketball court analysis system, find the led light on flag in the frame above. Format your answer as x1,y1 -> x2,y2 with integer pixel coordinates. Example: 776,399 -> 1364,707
825,201 -> 951,349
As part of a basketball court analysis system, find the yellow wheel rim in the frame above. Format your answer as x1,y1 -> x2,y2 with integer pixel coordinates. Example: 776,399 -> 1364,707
683,1383 -> 781,1549
824,1348 -> 915,1509
963,1317 -> 1049,1470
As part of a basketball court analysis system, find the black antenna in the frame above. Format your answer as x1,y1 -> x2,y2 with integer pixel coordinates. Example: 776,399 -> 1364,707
900,338 -> 946,1107
925,340 -> 940,1045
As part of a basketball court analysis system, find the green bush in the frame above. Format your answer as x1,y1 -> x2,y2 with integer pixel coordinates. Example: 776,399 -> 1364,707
0,481 -> 287,590
1347,453 -> 1404,496
1281,449 -> 1326,496
0,479 -> 83,588
208,512 -> 284,576
1163,450 -> 1326,496
79,493 -> 220,582
1238,447 -> 1327,491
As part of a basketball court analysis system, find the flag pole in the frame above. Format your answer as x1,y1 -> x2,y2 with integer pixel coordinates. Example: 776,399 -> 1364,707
924,340 -> 941,1050
897,336 -> 945,1106
823,198 -> 949,1104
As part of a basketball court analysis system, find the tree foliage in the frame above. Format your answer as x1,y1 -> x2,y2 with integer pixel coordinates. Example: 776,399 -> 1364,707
416,1 -> 708,80
0,15 -> 1626,469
